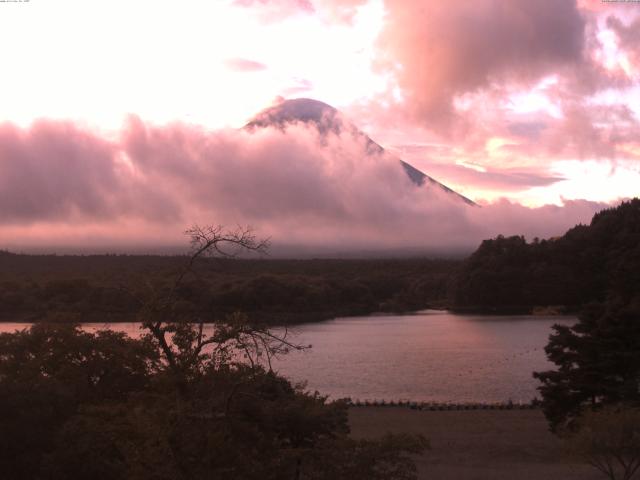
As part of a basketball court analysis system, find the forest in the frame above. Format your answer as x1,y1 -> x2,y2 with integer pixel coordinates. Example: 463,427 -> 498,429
451,198 -> 640,313
2,199 -> 639,323
0,253 -> 457,324
1,199 -> 639,324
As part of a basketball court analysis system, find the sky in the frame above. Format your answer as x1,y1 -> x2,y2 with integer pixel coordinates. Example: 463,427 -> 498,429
0,0 -> 639,253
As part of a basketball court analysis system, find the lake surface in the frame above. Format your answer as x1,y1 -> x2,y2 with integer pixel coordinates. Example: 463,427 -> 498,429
0,311 -> 576,403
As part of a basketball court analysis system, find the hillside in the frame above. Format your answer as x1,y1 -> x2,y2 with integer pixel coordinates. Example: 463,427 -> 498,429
450,198 -> 640,313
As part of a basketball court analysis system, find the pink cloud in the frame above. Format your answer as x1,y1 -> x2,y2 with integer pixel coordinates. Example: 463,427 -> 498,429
0,116 -> 611,254
232,0 -> 367,24
606,14 -> 640,69
0,121 -> 179,224
355,0 -> 639,169
280,78 -> 314,96
224,58 -> 268,72
375,0 -> 585,128
402,161 -> 566,193
232,0 -> 315,22
315,0 -> 368,24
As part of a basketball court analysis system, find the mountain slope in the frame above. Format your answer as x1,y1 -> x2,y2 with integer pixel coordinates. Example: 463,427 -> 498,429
246,98 -> 476,206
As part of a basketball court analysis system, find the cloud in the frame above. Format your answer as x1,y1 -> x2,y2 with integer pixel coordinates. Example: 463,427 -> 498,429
606,14 -> 640,69
413,161 -> 566,193
280,78 -> 314,96
232,0 -> 315,22
546,103 -> 639,159
200,0 -> 636,220
375,0 -> 585,128
224,58 -> 268,72
358,0 -> 639,167
314,0 -> 368,24
0,117 -> 612,254
0,121 -> 179,224
232,0 -> 368,24
507,121 -> 549,141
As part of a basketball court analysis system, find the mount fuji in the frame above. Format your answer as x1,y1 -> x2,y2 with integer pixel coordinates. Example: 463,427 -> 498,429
246,98 -> 476,206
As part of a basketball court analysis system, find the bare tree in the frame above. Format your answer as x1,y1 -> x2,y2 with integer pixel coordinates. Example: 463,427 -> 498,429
135,224 -> 307,391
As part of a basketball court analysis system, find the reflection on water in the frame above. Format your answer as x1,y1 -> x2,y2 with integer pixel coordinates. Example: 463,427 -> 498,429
0,311 -> 575,403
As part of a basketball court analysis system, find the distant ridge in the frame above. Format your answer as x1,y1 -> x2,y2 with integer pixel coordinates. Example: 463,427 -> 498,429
246,98 -> 477,206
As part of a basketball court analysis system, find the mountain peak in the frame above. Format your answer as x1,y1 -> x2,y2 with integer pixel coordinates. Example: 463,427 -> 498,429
246,98 -> 477,206
245,98 -> 344,134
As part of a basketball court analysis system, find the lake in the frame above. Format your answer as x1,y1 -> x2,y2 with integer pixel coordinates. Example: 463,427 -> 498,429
0,311 -> 575,403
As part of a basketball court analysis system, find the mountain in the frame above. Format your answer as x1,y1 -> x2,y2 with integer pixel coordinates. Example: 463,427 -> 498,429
246,98 -> 476,206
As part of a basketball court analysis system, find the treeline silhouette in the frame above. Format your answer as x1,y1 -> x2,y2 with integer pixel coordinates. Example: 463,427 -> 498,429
0,254 -> 457,324
2,198 -> 639,323
451,198 -> 640,313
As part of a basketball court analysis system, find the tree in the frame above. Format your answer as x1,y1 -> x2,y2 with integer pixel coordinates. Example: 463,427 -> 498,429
0,224 -> 427,480
567,406 -> 640,480
450,198 -> 640,313
533,301 -> 640,432
0,323 -> 159,479
131,225 -> 309,393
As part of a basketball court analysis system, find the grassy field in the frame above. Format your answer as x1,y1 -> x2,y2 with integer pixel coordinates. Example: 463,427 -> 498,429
349,407 -> 600,480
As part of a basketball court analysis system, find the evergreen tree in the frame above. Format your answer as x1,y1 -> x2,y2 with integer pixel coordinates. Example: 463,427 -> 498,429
451,198 -> 640,312
534,301 -> 640,432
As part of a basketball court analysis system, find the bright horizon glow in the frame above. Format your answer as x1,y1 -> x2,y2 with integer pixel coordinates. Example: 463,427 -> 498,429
0,0 -> 387,131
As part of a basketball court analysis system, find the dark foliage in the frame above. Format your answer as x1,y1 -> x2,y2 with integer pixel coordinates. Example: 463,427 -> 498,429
0,322 -> 426,479
0,256 -> 457,324
451,198 -> 640,312
533,301 -> 640,432
0,226 -> 426,479
0,324 -> 159,479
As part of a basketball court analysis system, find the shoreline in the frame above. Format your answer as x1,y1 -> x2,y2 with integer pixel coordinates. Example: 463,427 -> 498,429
348,399 -> 540,410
